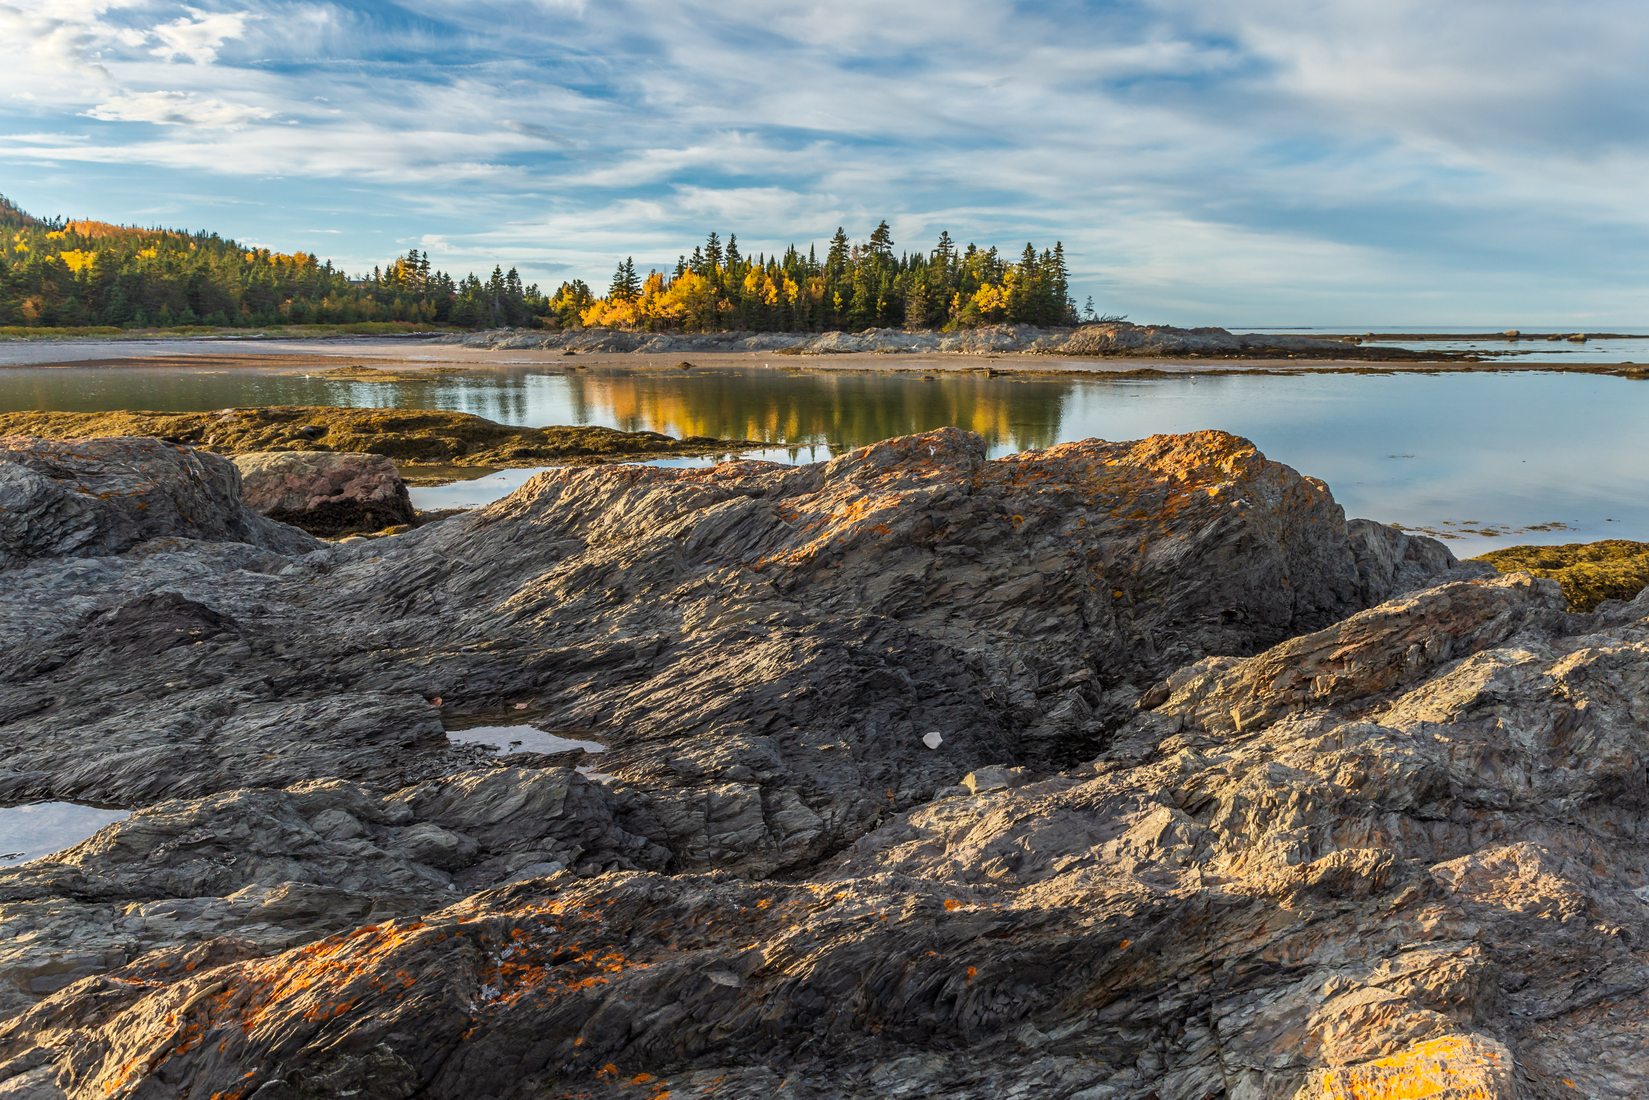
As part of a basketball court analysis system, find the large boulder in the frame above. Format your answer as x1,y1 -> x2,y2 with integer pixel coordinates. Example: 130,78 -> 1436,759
0,435 -> 316,567
233,450 -> 416,535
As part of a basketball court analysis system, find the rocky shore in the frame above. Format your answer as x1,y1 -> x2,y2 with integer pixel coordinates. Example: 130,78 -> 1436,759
1,428 -> 1647,1097
444,320 -> 1448,361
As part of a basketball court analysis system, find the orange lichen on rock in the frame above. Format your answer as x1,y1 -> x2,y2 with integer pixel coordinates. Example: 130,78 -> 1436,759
1309,1035 -> 1514,1099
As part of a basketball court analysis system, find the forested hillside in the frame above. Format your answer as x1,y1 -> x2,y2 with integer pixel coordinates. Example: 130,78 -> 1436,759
0,198 -> 1082,332
0,197 -> 544,329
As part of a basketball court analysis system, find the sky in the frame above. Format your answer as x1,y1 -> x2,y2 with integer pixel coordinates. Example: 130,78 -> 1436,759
3,0 -> 1647,327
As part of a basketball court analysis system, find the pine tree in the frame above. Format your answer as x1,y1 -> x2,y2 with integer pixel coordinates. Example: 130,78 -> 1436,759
868,220 -> 894,260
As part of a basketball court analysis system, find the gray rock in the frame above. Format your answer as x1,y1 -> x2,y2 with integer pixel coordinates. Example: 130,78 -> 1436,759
233,450 -> 415,535
0,436 -> 317,567
960,765 -> 1025,794
1347,515 -> 1495,602
0,428 -> 1546,1099
438,321 -> 1419,361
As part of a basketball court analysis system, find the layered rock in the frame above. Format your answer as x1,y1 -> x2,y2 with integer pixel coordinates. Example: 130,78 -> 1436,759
233,450 -> 416,534
10,575 -> 1643,1097
0,435 -> 316,568
0,428 -> 1460,855
0,428 -> 1564,1099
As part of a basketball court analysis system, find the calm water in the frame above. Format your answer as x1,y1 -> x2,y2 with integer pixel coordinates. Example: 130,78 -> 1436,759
3,363 -> 1646,551
1237,327 -> 1649,365
1372,337 -> 1649,364
0,802 -> 129,865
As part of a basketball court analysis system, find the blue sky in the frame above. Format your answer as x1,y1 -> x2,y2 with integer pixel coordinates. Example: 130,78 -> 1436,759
3,0 -> 1647,326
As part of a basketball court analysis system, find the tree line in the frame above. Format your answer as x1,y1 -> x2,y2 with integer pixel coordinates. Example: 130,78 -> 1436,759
0,197 -> 544,329
1,197 -> 1088,332
555,222 -> 1081,332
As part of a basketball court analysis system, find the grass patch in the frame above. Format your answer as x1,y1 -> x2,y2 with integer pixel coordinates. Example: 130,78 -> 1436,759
0,406 -> 756,471
1475,540 -> 1649,611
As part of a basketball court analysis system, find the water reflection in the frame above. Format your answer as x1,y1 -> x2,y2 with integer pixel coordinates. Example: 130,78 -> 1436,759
2,364 -> 1647,550
558,370 -> 1067,454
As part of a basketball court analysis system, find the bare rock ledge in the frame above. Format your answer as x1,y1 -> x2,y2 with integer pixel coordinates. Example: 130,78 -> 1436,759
3,429 -> 1634,1098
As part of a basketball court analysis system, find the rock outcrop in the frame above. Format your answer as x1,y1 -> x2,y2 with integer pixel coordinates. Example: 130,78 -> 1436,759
2,428 -> 1606,1099
0,435 -> 316,568
233,451 -> 416,534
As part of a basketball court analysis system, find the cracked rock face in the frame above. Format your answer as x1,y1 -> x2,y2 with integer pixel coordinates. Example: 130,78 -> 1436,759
0,428 -> 1578,1099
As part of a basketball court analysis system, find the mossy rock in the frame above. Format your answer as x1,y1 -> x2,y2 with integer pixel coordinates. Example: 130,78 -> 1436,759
1475,540 -> 1649,611
0,407 -> 754,473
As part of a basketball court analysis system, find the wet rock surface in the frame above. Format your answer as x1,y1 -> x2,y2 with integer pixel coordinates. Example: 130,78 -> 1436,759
0,407 -> 756,474
233,451 -> 415,535
2,428 -> 1628,1097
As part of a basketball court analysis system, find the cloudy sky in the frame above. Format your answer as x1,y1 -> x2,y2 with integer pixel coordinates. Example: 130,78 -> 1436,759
3,0 -> 1646,326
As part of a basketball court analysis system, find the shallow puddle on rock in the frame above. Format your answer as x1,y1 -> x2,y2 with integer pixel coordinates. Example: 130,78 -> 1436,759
0,802 -> 130,866
447,724 -> 608,756
408,467 -> 555,511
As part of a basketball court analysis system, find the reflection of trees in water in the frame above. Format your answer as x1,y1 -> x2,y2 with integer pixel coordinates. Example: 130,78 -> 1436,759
562,369 -> 1071,451
0,365 -> 1068,451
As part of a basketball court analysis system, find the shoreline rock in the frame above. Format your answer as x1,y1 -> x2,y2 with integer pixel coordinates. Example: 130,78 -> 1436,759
0,435 -> 317,568
441,319 -> 1453,361
233,451 -> 416,535
0,407 -> 757,474
6,430 -> 1640,1097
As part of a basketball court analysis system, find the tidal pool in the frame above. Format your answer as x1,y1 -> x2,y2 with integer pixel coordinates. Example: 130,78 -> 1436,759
0,802 -> 130,866
446,724 -> 615,783
446,725 -> 608,756
4,362 -> 1646,551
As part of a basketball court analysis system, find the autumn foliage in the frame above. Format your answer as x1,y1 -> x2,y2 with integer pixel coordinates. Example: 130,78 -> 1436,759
551,222 -> 1080,333
0,196 -> 543,329
0,196 -> 1082,333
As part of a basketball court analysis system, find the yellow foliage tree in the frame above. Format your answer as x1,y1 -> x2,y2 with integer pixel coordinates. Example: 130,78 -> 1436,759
58,249 -> 97,275
970,282 -> 1009,320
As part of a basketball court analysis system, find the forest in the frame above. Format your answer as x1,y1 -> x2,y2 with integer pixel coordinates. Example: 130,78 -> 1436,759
0,195 -> 543,329
0,196 -> 1081,333
555,222 -> 1081,332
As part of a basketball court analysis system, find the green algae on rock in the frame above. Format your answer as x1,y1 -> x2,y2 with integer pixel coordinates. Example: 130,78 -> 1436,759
1476,539 -> 1649,611
0,406 -> 754,472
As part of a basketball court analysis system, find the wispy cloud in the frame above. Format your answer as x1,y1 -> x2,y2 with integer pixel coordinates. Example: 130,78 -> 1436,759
2,0 -> 1647,324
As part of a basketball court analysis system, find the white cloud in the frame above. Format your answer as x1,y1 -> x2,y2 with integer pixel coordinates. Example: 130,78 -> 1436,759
148,6 -> 252,64
85,89 -> 274,126
4,0 -> 1649,322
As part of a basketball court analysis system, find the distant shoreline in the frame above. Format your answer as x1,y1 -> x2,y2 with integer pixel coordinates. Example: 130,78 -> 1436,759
2,340 -> 1647,378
